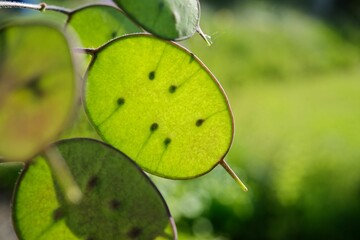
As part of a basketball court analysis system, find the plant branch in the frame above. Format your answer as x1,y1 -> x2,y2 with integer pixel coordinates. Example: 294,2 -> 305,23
0,1 -> 71,14
74,47 -> 97,55
44,147 -> 82,204
196,26 -> 213,46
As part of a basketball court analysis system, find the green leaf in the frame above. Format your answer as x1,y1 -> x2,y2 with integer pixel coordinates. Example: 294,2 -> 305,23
113,0 -> 200,40
66,4 -> 141,48
0,162 -> 23,189
84,34 -> 233,179
13,138 -> 176,240
0,23 -> 77,161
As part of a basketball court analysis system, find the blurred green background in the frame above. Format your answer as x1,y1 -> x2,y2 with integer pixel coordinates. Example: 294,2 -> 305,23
1,0 -> 360,239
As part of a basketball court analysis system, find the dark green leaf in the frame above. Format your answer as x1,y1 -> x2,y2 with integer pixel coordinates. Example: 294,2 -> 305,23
13,138 -> 176,240
113,0 -> 200,40
0,162 -> 23,190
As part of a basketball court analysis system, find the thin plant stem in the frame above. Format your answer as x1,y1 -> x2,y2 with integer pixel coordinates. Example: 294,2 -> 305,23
44,147 -> 82,204
220,160 -> 248,192
74,47 -> 97,55
0,1 -> 71,14
196,26 -> 213,46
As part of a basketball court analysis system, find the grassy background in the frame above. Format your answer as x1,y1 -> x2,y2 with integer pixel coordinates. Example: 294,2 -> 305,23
154,2 -> 360,239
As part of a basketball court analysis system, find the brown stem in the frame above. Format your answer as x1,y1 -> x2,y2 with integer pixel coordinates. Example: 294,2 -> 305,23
0,1 -> 71,14
220,160 -> 248,192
